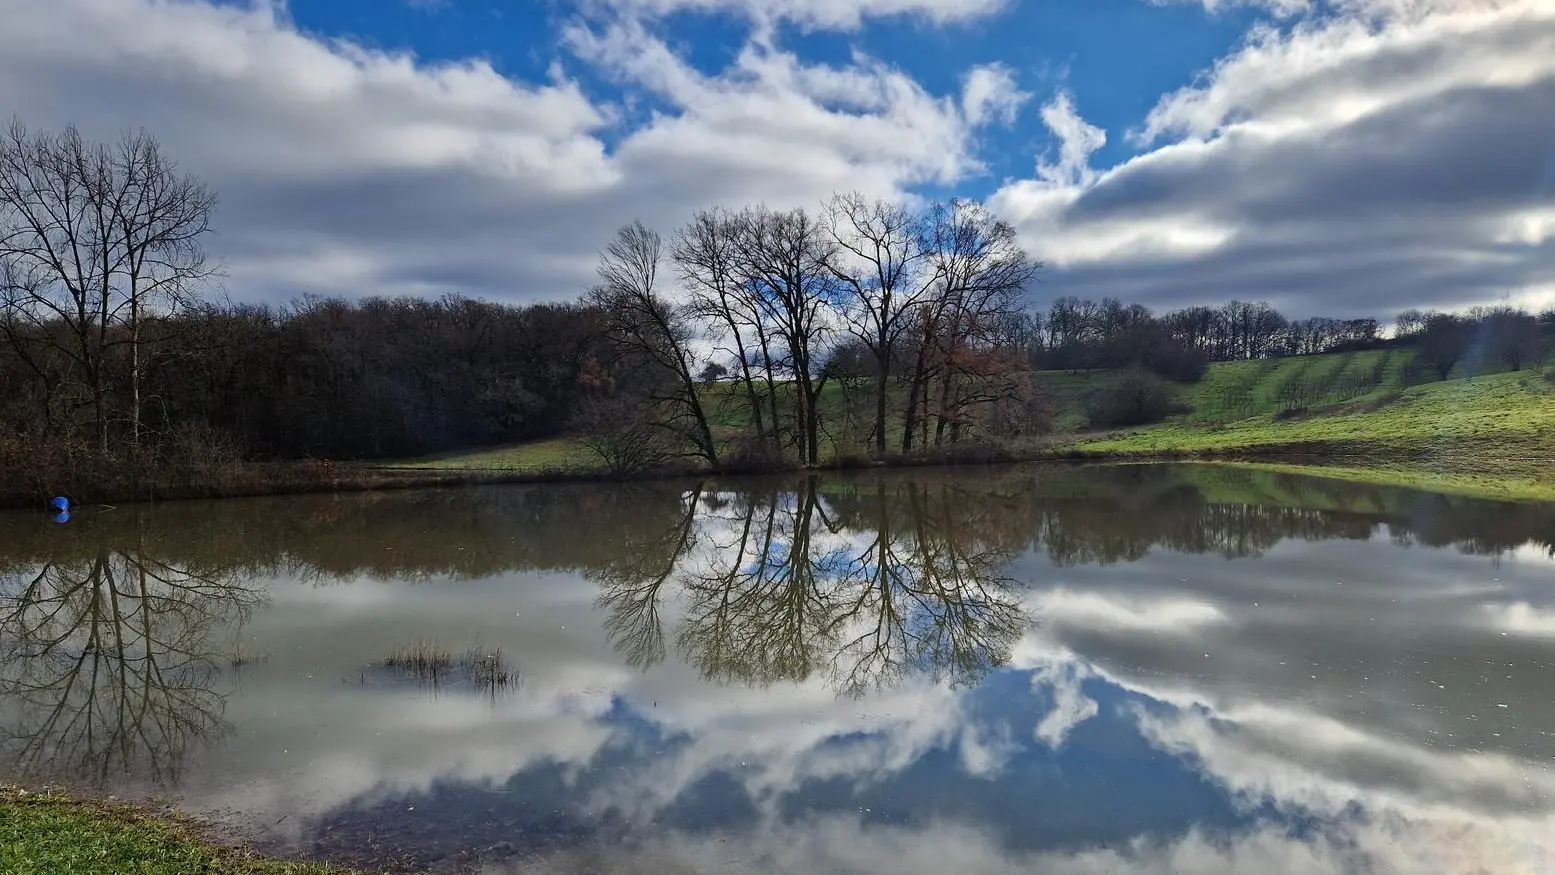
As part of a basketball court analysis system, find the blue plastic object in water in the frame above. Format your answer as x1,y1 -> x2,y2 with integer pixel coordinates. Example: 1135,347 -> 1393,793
52,509 -> 70,524
49,496 -> 69,513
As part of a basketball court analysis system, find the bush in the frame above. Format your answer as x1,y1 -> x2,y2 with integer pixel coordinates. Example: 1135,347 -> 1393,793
571,395 -> 675,476
718,432 -> 787,474
1145,343 -> 1210,383
1085,369 -> 1183,428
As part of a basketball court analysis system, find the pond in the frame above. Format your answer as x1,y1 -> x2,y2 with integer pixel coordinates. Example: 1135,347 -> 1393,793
2,463 -> 1555,874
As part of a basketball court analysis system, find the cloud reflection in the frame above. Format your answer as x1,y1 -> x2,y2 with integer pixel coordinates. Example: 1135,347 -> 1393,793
3,465 -> 1555,873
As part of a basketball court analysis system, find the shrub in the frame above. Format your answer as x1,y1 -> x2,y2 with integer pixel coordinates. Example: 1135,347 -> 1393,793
718,432 -> 786,474
1146,343 -> 1210,383
1084,368 -> 1183,428
571,394 -> 675,476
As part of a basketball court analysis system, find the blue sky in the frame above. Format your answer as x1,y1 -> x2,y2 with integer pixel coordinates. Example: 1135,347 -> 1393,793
281,0 -> 1261,191
3,0 -> 1552,319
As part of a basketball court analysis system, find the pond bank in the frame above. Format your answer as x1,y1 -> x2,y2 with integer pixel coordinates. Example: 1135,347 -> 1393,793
0,786 -> 376,874
5,434 -> 1554,511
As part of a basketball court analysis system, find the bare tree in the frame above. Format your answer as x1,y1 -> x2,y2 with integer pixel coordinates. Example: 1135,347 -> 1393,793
1415,312 -> 1472,380
1481,306 -> 1545,372
0,120 -> 217,453
728,206 -> 839,465
1394,308 -> 1430,340
588,220 -> 718,464
903,199 -> 1040,450
674,207 -> 775,447
821,192 -> 934,458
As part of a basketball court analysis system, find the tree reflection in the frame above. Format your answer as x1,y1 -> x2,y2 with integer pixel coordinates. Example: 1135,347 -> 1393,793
589,484 -> 705,670
0,526 -> 262,785
593,476 -> 1032,696
827,481 -> 1029,696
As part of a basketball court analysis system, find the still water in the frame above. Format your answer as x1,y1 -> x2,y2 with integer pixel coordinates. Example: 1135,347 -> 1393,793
3,463 -> 1555,874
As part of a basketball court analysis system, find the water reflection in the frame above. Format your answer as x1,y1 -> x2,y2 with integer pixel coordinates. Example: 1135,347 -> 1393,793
597,478 -> 1030,695
1,464 -> 1554,873
0,528 -> 261,784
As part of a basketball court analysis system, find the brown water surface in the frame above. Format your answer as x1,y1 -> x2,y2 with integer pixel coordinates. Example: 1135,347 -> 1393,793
3,463 -> 1554,874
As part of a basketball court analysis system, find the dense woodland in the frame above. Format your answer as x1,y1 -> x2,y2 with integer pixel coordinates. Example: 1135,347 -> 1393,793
3,122 -> 1552,484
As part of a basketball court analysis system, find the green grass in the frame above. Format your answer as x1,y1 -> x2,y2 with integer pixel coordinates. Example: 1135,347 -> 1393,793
0,787 -> 377,875
380,436 -> 599,474
1077,368 -> 1555,453
1065,367 -> 1555,501
1202,460 -> 1555,504
1175,349 -> 1410,422
378,351 -> 1555,505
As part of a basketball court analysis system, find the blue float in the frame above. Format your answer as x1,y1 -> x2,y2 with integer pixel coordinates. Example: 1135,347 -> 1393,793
49,496 -> 69,513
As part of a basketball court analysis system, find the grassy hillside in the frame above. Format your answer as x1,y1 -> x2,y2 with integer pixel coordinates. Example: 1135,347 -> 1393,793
1068,366 -> 1555,501
384,348 -> 1555,501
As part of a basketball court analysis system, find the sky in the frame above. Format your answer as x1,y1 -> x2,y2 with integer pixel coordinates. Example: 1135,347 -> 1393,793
1,0 -> 1552,320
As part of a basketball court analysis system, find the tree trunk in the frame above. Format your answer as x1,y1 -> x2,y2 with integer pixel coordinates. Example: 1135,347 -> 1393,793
901,363 -> 925,452
130,292 -> 142,455
873,349 -> 889,458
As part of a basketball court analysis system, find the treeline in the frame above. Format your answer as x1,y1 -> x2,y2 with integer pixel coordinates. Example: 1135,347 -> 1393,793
4,121 -> 1553,491
994,298 -> 1554,380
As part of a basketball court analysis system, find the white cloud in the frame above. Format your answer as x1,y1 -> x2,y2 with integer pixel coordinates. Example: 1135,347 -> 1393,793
961,64 -> 1030,128
592,0 -> 1010,32
0,0 -> 1003,305
994,0 -> 1555,316
1483,602 -> 1555,638
6,0 -> 1551,326
1034,90 -> 1106,187
566,17 -> 994,196
1033,588 -> 1231,633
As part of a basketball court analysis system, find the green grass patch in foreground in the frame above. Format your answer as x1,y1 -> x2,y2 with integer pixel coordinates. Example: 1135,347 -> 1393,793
0,787 -> 380,875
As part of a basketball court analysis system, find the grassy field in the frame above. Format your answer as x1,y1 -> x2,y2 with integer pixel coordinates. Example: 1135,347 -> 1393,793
1068,365 -> 1555,501
379,348 -> 1555,502
0,787 -> 373,875
379,436 -> 597,473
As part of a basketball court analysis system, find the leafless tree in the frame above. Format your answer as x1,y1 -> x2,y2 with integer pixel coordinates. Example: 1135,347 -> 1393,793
674,207 -> 777,447
0,120 -> 218,453
1479,305 -> 1545,371
728,206 -> 839,465
588,220 -> 718,464
904,199 -> 1040,450
822,192 -> 936,458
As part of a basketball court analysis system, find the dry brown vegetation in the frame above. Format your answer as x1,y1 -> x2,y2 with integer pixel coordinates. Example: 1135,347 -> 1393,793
377,639 -> 518,694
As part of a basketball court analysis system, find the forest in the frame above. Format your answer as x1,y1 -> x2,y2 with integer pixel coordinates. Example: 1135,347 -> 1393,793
3,121 -> 1552,498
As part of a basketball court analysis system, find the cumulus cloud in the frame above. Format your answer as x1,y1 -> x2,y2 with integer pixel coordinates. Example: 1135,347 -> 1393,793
5,0 -> 1550,324
0,0 -> 1005,305
994,0 -> 1555,317
961,64 -> 1030,129
592,0 -> 1010,32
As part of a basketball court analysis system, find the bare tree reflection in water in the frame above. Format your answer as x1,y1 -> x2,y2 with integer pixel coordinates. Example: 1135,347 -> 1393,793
0,525 -> 262,786
593,476 -> 1032,697
591,484 -> 704,671
828,481 -> 1030,697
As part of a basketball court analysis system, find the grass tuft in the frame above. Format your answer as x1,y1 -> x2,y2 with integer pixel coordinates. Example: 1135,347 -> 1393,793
381,639 -> 453,679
